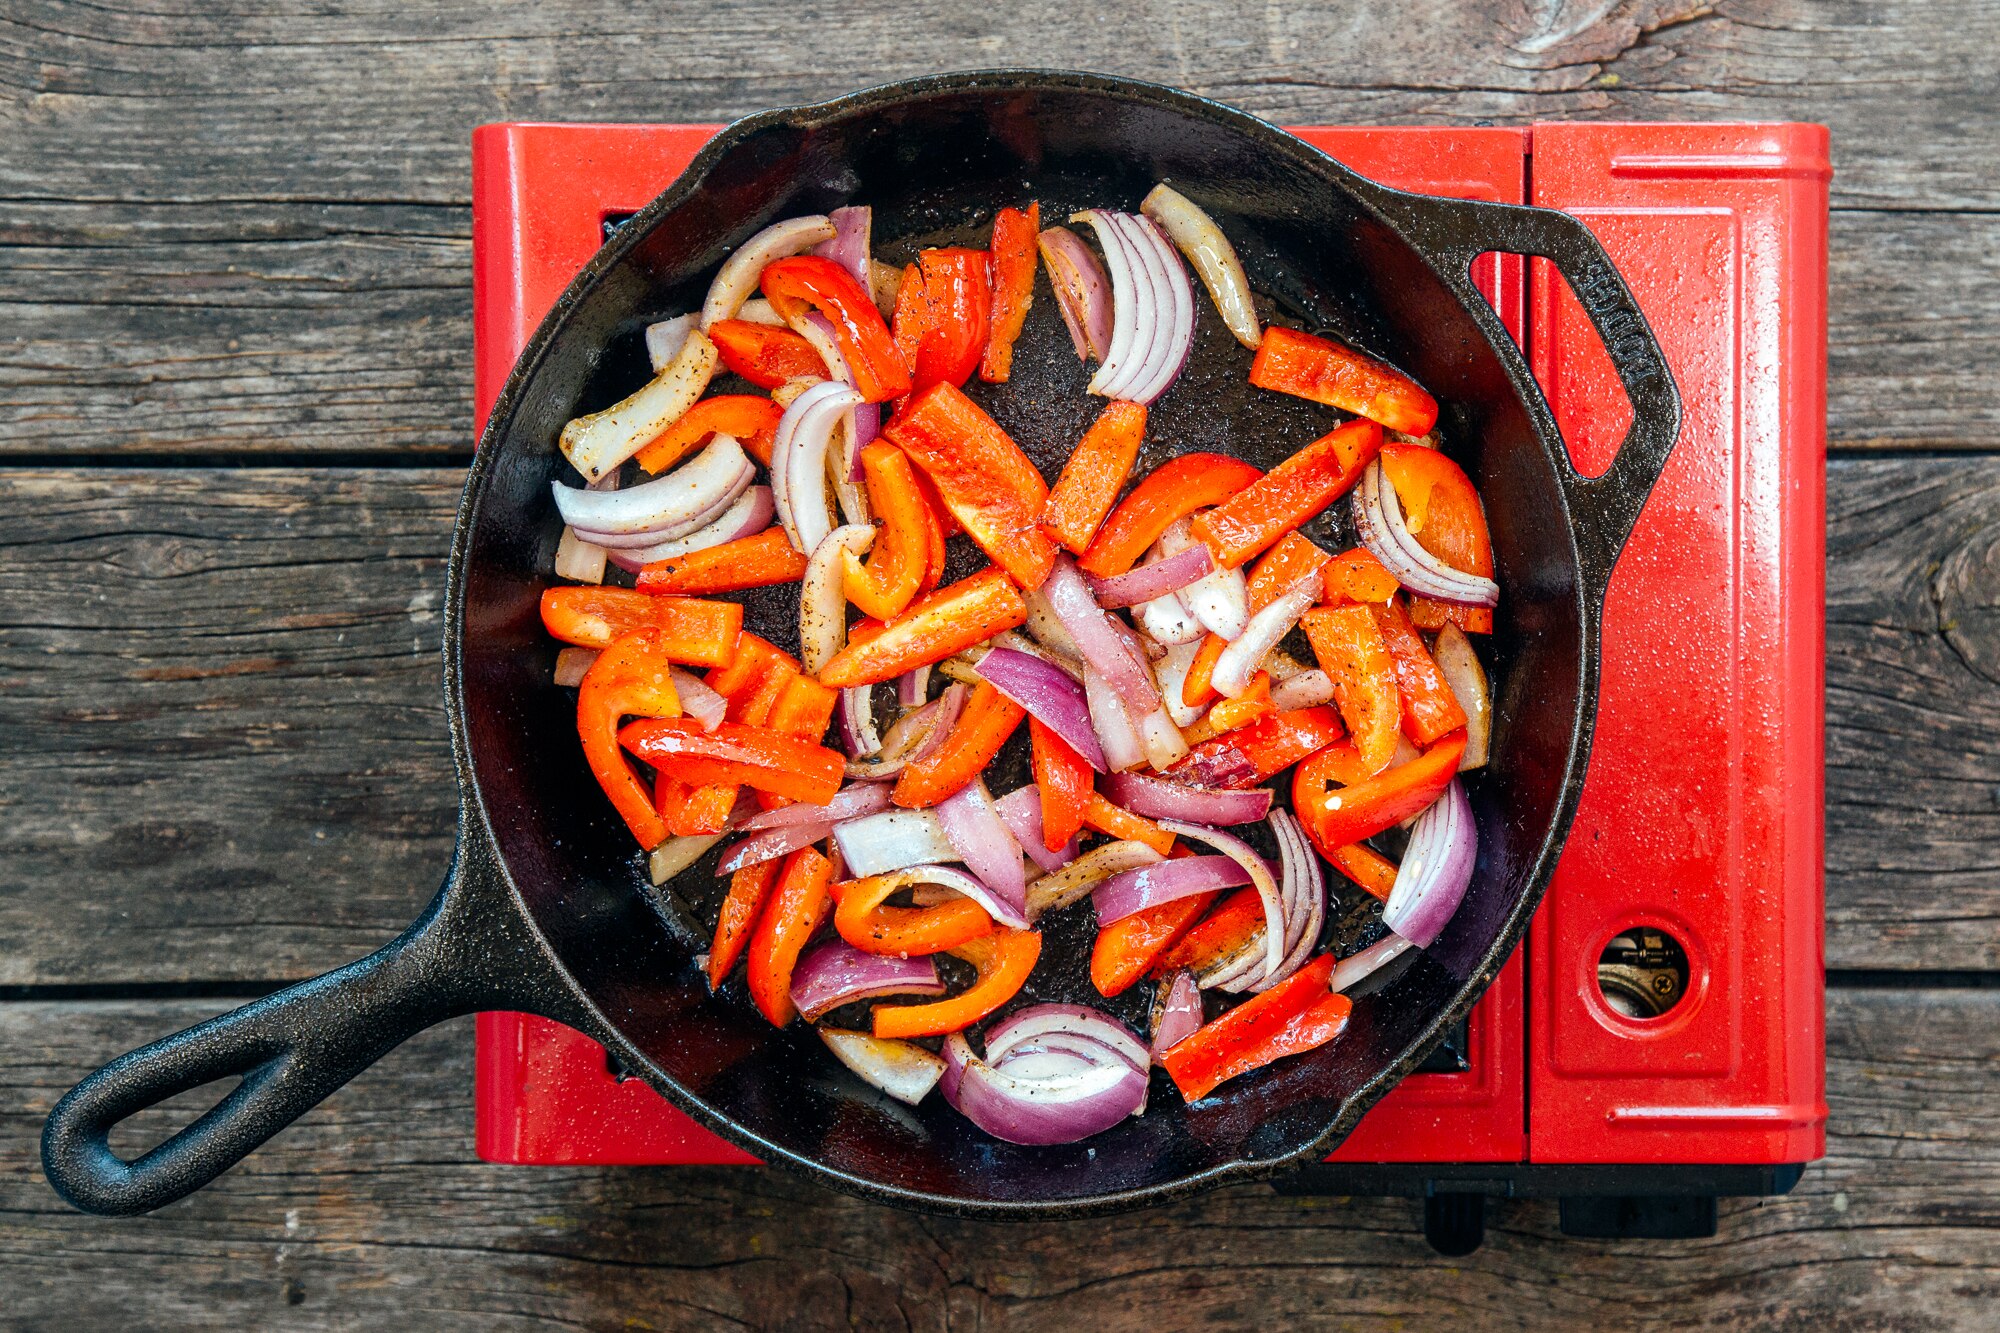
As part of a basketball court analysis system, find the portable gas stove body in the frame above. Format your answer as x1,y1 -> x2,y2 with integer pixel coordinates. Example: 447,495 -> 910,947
470,116 -> 1827,1253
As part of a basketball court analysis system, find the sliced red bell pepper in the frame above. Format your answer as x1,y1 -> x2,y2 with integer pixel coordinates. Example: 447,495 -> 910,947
1081,793 -> 1176,857
760,255 -> 911,404
1173,705 -> 1346,789
539,587 -> 743,663
1293,729 -> 1467,856
1191,419 -> 1384,568
576,628 -> 685,850
833,874 -> 995,957
1322,546 -> 1400,606
893,680 -> 1027,809
1205,672 -> 1273,734
1380,442 -> 1496,635
1078,452 -> 1264,578
708,859 -> 781,989
635,393 -> 784,472
885,382 -> 1057,588
1301,604 -> 1400,776
1182,632 -> 1228,710
1245,531 -> 1332,614
1248,326 -> 1439,436
980,203 -> 1040,383
1152,886 -> 1264,978
1029,717 -> 1093,852
703,632 -> 799,700
906,247 -> 992,395
1043,399 -> 1146,555
673,634 -> 802,833
890,260 -> 927,392
1091,891 -> 1219,998
1327,843 -> 1397,903
841,442 -> 931,621
709,319 -> 827,389
746,846 -> 835,1026
1158,954 -> 1351,1100
635,527 -> 808,596
872,927 -> 1042,1039
753,674 -> 840,811
1371,596 -> 1468,745
818,567 -> 1029,689
619,718 -> 844,806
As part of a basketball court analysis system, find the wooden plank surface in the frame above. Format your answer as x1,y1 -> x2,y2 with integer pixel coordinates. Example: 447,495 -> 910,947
4,986 -> 1992,1330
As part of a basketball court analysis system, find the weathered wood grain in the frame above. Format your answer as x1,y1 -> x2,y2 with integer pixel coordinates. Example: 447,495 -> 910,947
0,458 -> 1991,981
3,986 -> 1993,1330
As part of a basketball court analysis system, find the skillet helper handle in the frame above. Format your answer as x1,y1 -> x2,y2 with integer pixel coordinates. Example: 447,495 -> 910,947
41,835 -> 571,1217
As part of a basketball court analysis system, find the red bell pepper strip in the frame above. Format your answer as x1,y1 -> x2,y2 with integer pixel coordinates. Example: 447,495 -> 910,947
893,680 -> 1028,809
1380,442 -> 1497,635
1322,546 -> 1401,606
760,255 -> 911,404
1327,843 -> 1397,903
708,859 -> 781,989
539,587 -> 743,664
833,874 -> 995,957
1191,419 -> 1384,568
1081,793 -> 1176,857
1182,632 -> 1228,710
1205,672 -> 1273,734
885,382 -> 1057,588
1293,729 -> 1467,857
708,319 -> 826,389
1371,596 -> 1468,746
872,927 -> 1042,1039
907,247 -> 993,394
1245,531 -> 1332,614
746,846 -> 835,1026
635,393 -> 783,472
818,567 -> 1029,689
619,718 -> 845,806
1078,452 -> 1264,578
840,442 -> 932,621
1091,891 -> 1219,998
1152,886 -> 1264,978
1158,953 -> 1351,1100
753,674 -> 840,811
635,527 -> 808,595
1248,325 -> 1439,436
1174,705 -> 1346,789
704,632 -> 799,700
980,203 -> 1040,383
1301,605 -> 1401,776
1043,399 -> 1147,556
576,628 -> 685,850
1029,718 -> 1093,852
890,260 -> 927,394
673,634 -> 801,834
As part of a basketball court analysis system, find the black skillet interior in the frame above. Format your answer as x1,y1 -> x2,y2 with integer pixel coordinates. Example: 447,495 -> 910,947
455,73 -> 1606,1212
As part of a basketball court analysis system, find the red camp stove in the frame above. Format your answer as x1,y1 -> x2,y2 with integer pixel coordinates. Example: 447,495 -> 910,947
469,118 -> 1828,1254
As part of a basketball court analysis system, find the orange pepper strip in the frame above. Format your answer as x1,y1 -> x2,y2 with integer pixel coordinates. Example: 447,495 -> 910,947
1293,730 -> 1467,857
1029,718 -> 1093,852
754,674 -> 840,811
1159,955 -> 1350,1100
704,632 -> 798,699
708,860 -> 781,989
1323,546 -> 1401,606
840,443 -> 931,621
818,567 -> 1028,689
1090,892 -> 1219,998
1078,452 -> 1264,579
1371,596 -> 1469,746
872,928 -> 1042,1039
893,680 -> 1028,809
1043,399 -> 1147,555
636,527 -> 808,596
833,875 -> 995,957
885,382 -> 1057,589
761,255 -> 911,404
1206,672 -> 1273,734
1248,326 -> 1439,436
539,587 -> 743,663
709,319 -> 826,389
746,847 -> 834,1026
619,719 -> 844,806
1301,605 -> 1401,776
1174,705 -> 1346,789
1380,443 -> 1497,636
1081,793 -> 1176,857
576,628 -> 684,850
980,203 -> 1040,383
1245,532 -> 1333,615
1192,419 -> 1384,568
1183,632 -> 1228,710
1152,886 -> 1264,978
635,393 -> 784,472
1327,843 -> 1397,904
675,635 -> 803,833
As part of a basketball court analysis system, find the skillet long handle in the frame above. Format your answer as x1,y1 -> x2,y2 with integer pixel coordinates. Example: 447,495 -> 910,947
40,831 -> 573,1216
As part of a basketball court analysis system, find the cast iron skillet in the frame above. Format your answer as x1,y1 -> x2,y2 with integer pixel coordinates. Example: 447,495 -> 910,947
43,71 -> 1679,1218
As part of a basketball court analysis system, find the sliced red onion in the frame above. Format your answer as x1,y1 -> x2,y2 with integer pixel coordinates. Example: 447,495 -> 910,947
553,526 -> 609,584
574,464 -> 753,548
1100,771 -> 1272,826
1382,778 -> 1476,948
1142,183 -> 1260,350
907,681 -> 968,767
742,783 -> 895,832
553,646 -> 599,689
1354,459 -> 1500,607
700,214 -> 836,329
553,433 -> 749,536
845,691 -> 952,781
671,667 -> 727,732
896,667 -> 931,709
1246,809 -> 1325,992
985,1004 -> 1150,1071
868,259 -> 902,318
559,329 -> 720,483
1170,745 -> 1261,792
1331,933 -> 1416,995
772,378 -> 862,556
856,863 -> 1020,939
1037,225 -> 1114,362
819,1028 -> 946,1105
974,646 -> 1107,773
1072,211 -> 1140,394
1136,589 -> 1204,647
811,205 -> 872,287
936,780 -> 1030,928
1138,705 -> 1191,772
941,1031 -> 1149,1146
1021,586 -> 1084,659
792,941 -> 944,1023
602,485 -> 771,572
1150,969 -> 1204,1055
1042,555 -> 1159,717
1093,855 -> 1254,924
1157,819 -> 1284,980
833,808 -> 958,878
790,312 -> 874,520
1160,517 -> 1248,640
992,786 -> 1082,873
1024,840 -> 1164,920
836,686 -> 882,758
647,832 -> 722,886
1153,641 -> 1206,728
1074,212 -> 1194,406
1271,668 -> 1335,711
1432,624 -> 1492,771
1211,573 -> 1320,698
1114,214 -> 1197,406
1087,542 -> 1217,609
801,524 -> 875,675
716,820 -> 838,876
993,629 -> 1084,682
645,312 -> 698,372
736,297 -> 785,326
1082,667 -> 1147,774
